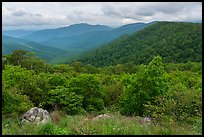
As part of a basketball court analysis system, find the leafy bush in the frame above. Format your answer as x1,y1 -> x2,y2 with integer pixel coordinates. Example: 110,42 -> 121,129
2,79 -> 34,117
120,56 -> 168,116
144,83 -> 202,125
44,87 -> 84,115
103,80 -> 123,107
48,73 -> 69,88
2,65 -> 46,106
86,98 -> 104,111
67,74 -> 104,112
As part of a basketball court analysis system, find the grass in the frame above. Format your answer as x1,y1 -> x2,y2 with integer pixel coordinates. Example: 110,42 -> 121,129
2,111 -> 201,135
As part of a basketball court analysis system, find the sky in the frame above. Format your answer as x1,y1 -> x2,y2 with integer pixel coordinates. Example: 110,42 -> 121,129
2,2 -> 202,30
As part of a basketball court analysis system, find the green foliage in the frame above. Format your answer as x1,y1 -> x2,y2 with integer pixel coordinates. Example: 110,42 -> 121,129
168,70 -> 202,90
144,83 -> 202,125
48,73 -> 69,88
44,87 -> 84,115
36,122 -> 68,135
164,62 -> 202,74
83,64 -> 99,74
4,49 -> 48,73
120,56 -> 168,116
2,78 -> 34,117
48,64 -> 75,74
2,49 -> 202,135
7,50 -> 30,66
71,61 -> 86,73
2,65 -> 47,106
35,73 -> 51,95
86,98 -> 104,112
103,80 -> 123,107
67,74 -> 104,111
2,65 -> 34,87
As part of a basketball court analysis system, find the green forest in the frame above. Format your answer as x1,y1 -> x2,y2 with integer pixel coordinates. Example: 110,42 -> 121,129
75,22 -> 202,67
2,49 -> 202,135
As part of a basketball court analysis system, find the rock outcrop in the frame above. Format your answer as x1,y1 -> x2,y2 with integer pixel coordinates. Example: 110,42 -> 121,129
19,107 -> 51,126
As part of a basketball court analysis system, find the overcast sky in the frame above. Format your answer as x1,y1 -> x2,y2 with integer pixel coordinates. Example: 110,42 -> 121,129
2,2 -> 202,30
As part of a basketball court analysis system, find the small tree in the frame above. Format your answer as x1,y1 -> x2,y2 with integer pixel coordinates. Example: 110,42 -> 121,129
120,56 -> 168,116
67,74 -> 104,112
7,50 -> 29,66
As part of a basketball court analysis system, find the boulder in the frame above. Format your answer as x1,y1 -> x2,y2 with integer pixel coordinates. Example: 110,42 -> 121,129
19,107 -> 51,126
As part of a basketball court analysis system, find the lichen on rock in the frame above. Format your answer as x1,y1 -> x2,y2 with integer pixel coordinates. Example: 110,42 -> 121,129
19,107 -> 51,126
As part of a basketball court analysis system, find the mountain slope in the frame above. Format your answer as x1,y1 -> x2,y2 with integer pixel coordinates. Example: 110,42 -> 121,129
74,21 -> 202,67
22,23 -> 113,42
2,36 -> 70,62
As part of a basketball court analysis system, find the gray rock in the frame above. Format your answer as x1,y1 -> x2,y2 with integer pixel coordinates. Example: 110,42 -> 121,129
19,107 -> 51,126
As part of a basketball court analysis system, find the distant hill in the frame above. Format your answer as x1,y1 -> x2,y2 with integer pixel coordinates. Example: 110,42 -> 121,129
37,22 -> 152,54
2,30 -> 37,38
2,35 -> 70,62
22,23 -> 113,42
74,21 -> 202,67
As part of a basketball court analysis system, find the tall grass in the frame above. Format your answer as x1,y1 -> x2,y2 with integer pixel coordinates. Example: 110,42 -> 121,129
2,112 -> 199,135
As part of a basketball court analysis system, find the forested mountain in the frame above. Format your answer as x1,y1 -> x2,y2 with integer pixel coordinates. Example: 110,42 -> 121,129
41,22 -> 151,53
22,23 -> 113,42
2,22 -> 152,64
74,21 -> 202,67
2,35 -> 69,62
2,30 -> 37,38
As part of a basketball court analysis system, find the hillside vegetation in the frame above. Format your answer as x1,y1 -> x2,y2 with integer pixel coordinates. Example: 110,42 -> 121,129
2,50 -> 202,135
75,21 -> 202,67
2,21 -> 202,135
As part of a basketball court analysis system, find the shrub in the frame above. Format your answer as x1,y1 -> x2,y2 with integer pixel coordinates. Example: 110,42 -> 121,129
44,87 -> 84,115
48,73 -> 68,88
103,79 -> 123,107
120,56 -> 168,116
67,74 -> 105,112
2,65 -> 46,106
144,83 -> 202,125
86,98 -> 104,112
2,79 -> 34,117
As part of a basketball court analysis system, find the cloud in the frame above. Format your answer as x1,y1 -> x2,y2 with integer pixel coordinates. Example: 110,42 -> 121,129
2,5 -> 67,27
2,2 -> 202,30
12,10 -> 27,16
101,2 -> 202,22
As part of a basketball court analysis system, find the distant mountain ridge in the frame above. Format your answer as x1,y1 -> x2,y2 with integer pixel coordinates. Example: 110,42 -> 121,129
2,30 -> 37,38
20,22 -> 152,56
22,23 -> 113,42
42,22 -> 152,53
